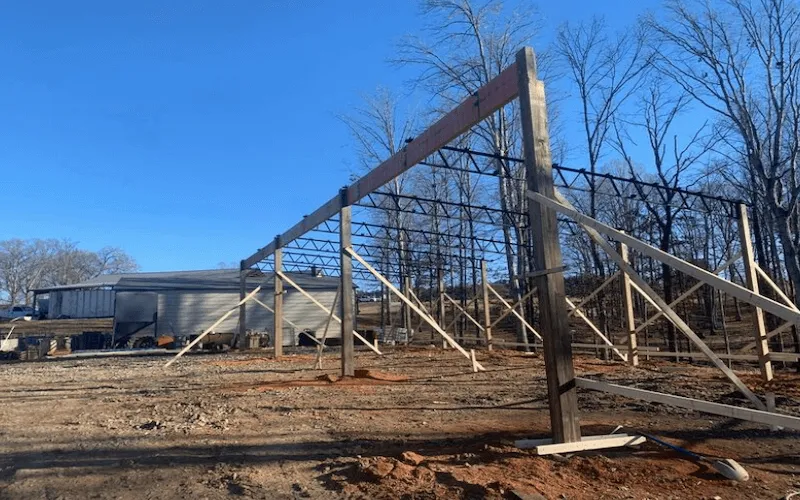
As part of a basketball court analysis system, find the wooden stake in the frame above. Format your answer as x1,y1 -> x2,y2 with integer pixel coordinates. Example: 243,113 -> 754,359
480,260 -> 493,350
738,203 -> 773,382
347,247 -> 484,370
517,47 -> 580,443
619,238 -> 638,367
273,245 -> 284,358
237,264 -> 247,348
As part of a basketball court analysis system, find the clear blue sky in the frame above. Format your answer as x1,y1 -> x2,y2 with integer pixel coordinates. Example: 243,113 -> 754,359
0,0 -> 660,271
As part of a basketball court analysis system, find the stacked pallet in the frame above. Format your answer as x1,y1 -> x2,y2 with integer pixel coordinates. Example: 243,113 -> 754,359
0,318 -> 114,337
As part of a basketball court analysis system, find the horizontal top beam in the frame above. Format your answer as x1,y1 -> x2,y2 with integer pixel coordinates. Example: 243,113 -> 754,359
242,63 -> 520,269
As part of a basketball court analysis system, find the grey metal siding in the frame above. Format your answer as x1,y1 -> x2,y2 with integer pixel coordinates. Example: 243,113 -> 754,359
155,289 -> 339,345
49,290 -> 115,318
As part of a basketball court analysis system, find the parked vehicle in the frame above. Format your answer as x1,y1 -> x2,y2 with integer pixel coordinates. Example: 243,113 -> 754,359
1,305 -> 35,320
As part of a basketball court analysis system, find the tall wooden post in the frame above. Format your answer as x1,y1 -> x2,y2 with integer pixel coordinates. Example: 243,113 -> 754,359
437,272 -> 447,348
481,260 -> 493,350
340,188 -> 355,377
403,275 -> 413,344
738,203 -> 773,381
618,238 -> 638,366
517,47 -> 580,443
273,240 -> 283,358
238,261 -> 247,349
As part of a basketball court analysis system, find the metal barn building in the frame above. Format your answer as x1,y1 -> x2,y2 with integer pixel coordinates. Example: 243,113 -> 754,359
33,269 -> 342,346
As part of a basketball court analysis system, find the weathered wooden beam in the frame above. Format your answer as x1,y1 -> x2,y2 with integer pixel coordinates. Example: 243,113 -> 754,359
340,197 -> 355,377
576,378 -> 800,431
273,245 -> 284,358
518,46 -> 580,443
738,203 -> 772,381
242,64 -> 520,269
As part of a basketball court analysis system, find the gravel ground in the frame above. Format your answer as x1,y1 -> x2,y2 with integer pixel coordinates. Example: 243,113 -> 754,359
1,347 -> 799,499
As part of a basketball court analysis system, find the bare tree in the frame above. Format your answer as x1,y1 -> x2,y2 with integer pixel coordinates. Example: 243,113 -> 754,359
612,82 -> 717,350
341,87 -> 417,327
397,0 -> 544,346
0,239 -> 138,305
649,0 -> 800,303
555,16 -> 652,336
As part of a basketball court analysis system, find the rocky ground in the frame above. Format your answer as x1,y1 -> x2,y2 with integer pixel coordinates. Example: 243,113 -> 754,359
1,347 -> 799,499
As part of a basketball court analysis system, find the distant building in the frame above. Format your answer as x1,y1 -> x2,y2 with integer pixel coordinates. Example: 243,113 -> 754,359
33,269 -> 341,347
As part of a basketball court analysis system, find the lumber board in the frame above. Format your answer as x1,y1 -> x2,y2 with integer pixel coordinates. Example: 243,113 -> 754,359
347,247 -> 485,370
166,286 -> 263,367
443,293 -> 485,331
276,271 -> 381,356
530,189 -> 767,411
516,434 -> 645,454
242,64 -> 519,269
565,297 -> 627,362
738,203 -> 772,381
567,271 -> 621,317
529,190 -> 800,326
635,254 -> 741,334
0,318 -> 114,336
576,378 -> 800,431
488,284 -> 542,341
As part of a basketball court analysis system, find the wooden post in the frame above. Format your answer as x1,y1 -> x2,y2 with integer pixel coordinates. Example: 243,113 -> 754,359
273,242 -> 283,358
340,188 -> 355,377
438,272 -> 447,348
238,261 -> 247,349
618,239 -> 638,367
517,47 -> 580,443
481,260 -> 493,350
403,275 -> 413,345
738,203 -> 773,382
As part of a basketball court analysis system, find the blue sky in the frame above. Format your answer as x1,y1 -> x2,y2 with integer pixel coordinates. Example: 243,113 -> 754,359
0,0 -> 661,271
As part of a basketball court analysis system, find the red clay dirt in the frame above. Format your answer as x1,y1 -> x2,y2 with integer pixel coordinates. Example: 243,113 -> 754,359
1,347 -> 799,499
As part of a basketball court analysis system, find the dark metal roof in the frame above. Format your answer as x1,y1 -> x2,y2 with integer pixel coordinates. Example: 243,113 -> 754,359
34,269 -> 339,293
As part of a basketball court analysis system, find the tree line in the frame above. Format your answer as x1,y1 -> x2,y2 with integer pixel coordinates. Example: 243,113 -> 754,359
0,239 -> 138,307
344,0 -> 800,351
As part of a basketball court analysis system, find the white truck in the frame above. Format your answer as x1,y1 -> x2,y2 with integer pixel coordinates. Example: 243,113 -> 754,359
0,305 -> 35,320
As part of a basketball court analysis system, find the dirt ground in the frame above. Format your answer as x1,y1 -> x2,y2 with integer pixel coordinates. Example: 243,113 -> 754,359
1,347 -> 799,500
